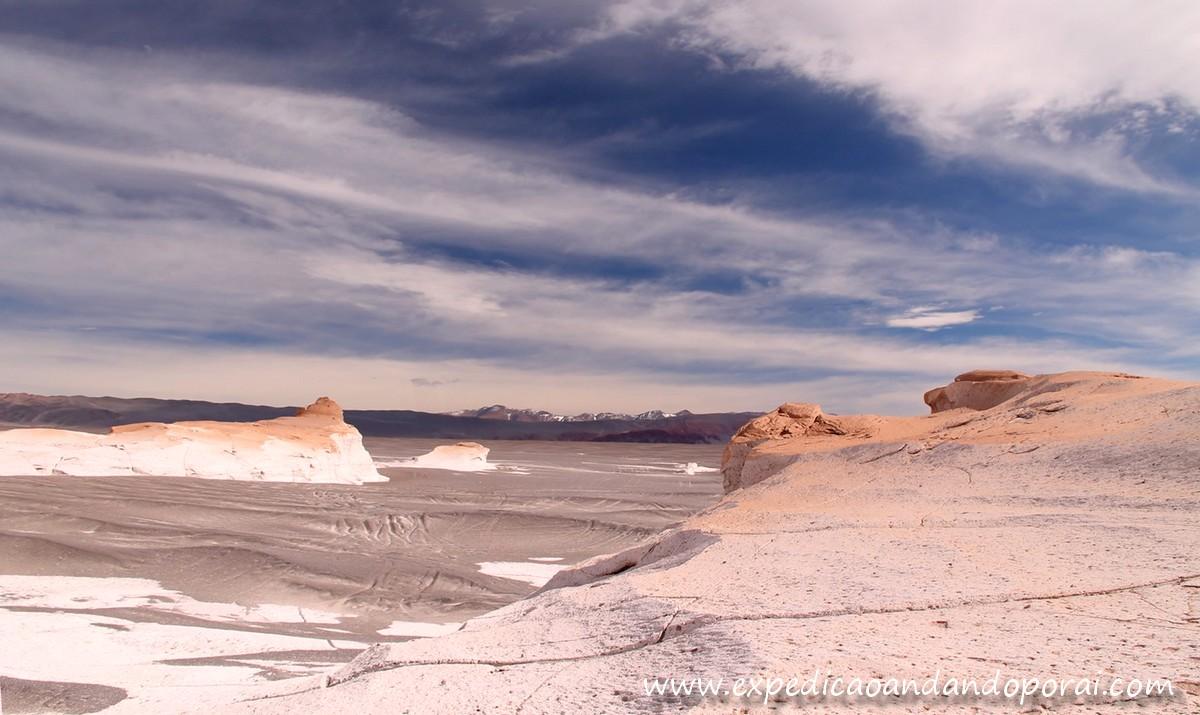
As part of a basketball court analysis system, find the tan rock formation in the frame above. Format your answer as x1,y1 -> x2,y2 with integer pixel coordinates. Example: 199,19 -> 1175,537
923,368 -> 1032,413
0,397 -> 384,484
721,402 -> 878,491
295,395 -> 345,420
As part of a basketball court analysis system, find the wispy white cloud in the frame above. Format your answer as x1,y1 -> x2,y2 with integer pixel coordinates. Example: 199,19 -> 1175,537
886,308 -> 980,331
0,41 -> 1197,411
593,0 -> 1200,196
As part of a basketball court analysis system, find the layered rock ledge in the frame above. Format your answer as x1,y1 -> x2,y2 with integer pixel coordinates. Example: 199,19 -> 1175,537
922,369 -> 1033,413
0,397 -> 385,484
156,372 -> 1200,713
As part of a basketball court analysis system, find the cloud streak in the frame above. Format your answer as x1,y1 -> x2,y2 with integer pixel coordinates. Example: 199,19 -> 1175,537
0,27 -> 1197,413
886,308 -> 980,331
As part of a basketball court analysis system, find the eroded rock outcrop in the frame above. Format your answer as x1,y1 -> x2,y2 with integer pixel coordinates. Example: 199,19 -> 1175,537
721,403 -> 872,491
296,395 -> 345,420
923,369 -> 1032,413
389,441 -> 494,472
0,397 -> 385,484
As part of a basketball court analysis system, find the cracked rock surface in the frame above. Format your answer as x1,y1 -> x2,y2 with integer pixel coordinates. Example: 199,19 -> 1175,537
200,371 -> 1199,713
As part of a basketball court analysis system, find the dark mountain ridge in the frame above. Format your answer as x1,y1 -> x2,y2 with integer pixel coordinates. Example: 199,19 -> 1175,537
0,393 -> 757,444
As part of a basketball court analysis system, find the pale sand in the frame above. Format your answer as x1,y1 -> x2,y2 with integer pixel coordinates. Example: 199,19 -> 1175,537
0,576 -> 365,686
375,621 -> 462,638
0,438 -> 724,713
475,561 -> 567,587
210,372 -> 1200,714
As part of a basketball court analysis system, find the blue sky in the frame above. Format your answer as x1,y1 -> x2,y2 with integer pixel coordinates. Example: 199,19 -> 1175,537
1,0 -> 1197,414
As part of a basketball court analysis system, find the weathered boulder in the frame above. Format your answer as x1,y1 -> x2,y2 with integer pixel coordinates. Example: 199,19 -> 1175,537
923,369 -> 1032,413
721,403 -> 851,491
296,395 -> 345,420
395,441 -> 494,472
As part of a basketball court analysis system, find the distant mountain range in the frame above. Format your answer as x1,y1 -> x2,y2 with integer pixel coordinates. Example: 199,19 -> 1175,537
444,404 -> 689,423
0,393 -> 758,444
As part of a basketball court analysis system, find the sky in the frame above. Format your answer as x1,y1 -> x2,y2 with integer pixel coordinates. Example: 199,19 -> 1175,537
1,0 -> 1198,415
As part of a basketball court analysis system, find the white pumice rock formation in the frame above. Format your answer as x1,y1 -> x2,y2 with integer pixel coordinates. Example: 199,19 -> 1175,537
0,397 -> 385,484
393,441 -> 494,472
129,373 -> 1200,713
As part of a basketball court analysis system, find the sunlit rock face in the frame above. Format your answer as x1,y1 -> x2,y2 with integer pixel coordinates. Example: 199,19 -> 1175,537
0,397 -> 385,484
721,402 -> 879,491
923,369 -> 1033,413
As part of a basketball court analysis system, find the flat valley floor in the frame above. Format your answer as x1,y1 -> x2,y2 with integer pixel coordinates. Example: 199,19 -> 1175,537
0,438 -> 723,714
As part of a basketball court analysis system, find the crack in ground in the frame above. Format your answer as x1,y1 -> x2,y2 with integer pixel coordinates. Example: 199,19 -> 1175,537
319,572 -> 1200,689
859,444 -> 908,464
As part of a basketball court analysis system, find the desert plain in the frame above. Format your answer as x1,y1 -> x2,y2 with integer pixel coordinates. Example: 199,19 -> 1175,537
1,370 -> 1197,714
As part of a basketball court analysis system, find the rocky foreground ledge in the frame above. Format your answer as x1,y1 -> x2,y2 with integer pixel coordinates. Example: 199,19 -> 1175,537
0,397 -> 385,484
156,372 -> 1197,713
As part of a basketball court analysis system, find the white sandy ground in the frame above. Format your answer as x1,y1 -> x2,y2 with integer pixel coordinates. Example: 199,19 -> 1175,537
375,621 -> 463,638
375,444 -> 721,478
0,576 -> 351,703
0,574 -> 470,713
475,561 -> 568,588
0,575 -> 344,624
185,371 -> 1200,714
372,458 -> 531,475
0,439 -> 722,713
587,461 -> 721,476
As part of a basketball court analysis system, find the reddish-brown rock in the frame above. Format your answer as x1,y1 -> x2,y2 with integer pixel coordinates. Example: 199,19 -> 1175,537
721,403 -> 874,491
923,369 -> 1032,413
296,396 -> 344,421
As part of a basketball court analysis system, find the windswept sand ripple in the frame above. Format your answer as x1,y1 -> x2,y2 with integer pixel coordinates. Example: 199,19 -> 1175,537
0,439 -> 722,709
0,438 -> 721,631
